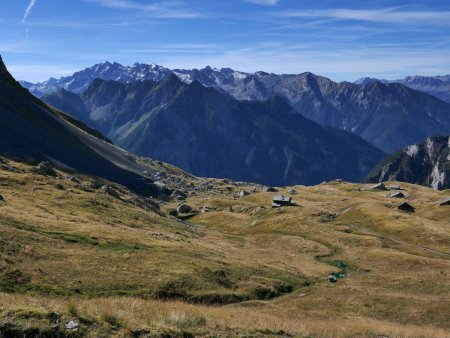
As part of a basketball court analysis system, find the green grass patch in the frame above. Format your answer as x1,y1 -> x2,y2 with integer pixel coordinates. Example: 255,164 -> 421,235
101,313 -> 122,327
1,217 -> 144,251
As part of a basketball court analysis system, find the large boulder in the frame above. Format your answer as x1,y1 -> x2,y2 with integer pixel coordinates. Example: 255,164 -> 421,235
239,190 -> 249,197
177,204 -> 193,214
35,161 -> 57,176
168,209 -> 178,216
100,185 -> 121,198
171,190 -> 187,200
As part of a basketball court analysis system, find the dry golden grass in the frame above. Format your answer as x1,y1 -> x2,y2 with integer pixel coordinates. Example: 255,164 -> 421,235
1,293 -> 449,338
0,159 -> 449,337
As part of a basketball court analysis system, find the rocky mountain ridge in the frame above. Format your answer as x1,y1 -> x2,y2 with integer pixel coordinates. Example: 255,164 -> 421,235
355,75 -> 450,104
366,135 -> 450,190
24,62 -> 450,153
42,75 -> 386,186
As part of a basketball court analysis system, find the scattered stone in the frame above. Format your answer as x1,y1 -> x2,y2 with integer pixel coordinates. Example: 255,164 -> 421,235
239,190 -> 249,197
0,194 -> 4,201
168,209 -> 178,216
35,161 -> 57,176
171,190 -> 187,201
100,185 -> 121,198
265,187 -> 278,192
288,188 -> 296,195
65,321 -> 79,330
89,179 -> 103,189
55,183 -> 64,190
66,175 -> 79,183
251,206 -> 266,215
153,181 -> 166,189
177,204 -> 193,214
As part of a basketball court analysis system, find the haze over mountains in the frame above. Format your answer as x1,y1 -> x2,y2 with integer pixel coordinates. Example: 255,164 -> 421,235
23,62 -> 450,153
42,76 -> 385,186
355,75 -> 450,104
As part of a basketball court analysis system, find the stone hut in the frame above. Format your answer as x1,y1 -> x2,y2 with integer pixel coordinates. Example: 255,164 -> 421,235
398,202 -> 415,213
272,195 -> 293,208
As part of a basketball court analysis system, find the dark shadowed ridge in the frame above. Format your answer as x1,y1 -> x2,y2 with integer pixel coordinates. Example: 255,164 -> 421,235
0,55 -> 160,196
44,75 -> 387,186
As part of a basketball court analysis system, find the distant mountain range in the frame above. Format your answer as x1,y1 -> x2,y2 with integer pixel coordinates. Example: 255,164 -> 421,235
366,136 -> 450,190
22,62 -> 450,153
0,55 -> 161,196
42,75 -> 386,186
355,75 -> 450,104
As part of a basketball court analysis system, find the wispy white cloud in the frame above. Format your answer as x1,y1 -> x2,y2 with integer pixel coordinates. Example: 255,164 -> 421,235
120,43 -> 222,54
86,0 -> 200,18
0,43 -> 33,53
275,7 -> 450,26
244,0 -> 279,5
22,0 -> 38,23
157,41 -> 450,81
10,40 -> 450,83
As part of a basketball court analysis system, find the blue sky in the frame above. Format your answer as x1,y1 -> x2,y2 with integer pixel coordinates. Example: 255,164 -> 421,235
1,0 -> 450,82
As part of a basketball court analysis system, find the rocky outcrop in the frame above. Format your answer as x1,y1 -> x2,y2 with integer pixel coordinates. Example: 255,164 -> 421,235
366,136 -> 450,190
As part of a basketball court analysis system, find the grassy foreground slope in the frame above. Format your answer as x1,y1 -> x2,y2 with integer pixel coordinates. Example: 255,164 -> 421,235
0,157 -> 449,337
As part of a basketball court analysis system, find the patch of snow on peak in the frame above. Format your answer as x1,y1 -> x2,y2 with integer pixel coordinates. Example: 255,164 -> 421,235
233,71 -> 247,80
405,144 -> 418,157
173,72 -> 192,84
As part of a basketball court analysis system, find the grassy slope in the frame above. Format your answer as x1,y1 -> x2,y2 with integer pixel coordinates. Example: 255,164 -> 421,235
0,158 -> 449,337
